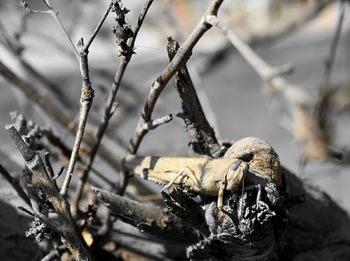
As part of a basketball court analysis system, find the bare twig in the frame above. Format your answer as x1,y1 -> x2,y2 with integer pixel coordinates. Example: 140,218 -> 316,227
110,222 -> 187,260
20,0 -> 79,58
0,164 -> 31,206
130,0 -> 154,48
198,0 -> 334,77
0,64 -> 154,196
314,2 -> 346,125
60,53 -> 94,196
84,1 -> 114,50
127,0 -> 224,154
19,0 -> 114,196
74,0 -> 154,210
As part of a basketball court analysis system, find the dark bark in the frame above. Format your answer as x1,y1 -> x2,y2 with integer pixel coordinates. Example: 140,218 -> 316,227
167,37 -> 225,158
94,165 -> 350,260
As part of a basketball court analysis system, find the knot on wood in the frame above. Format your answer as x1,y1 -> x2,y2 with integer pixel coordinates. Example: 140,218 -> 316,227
82,87 -> 94,102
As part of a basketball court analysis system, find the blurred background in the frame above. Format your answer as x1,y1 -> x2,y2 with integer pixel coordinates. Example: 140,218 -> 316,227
0,0 -> 349,218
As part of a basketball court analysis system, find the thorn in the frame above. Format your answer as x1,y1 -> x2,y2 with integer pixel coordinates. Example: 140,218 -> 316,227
53,166 -> 64,180
18,206 -> 34,216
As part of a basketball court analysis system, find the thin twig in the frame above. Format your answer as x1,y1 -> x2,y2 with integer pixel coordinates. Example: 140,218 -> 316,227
21,0 -> 79,58
0,164 -> 31,206
74,0 -> 155,209
0,61 -> 73,127
84,1 -> 114,50
60,64 -> 94,196
205,15 -> 299,93
127,0 -> 224,155
198,0 -> 334,77
129,0 -> 154,48
58,2 -> 113,196
314,2 -> 346,122
19,0 -> 113,195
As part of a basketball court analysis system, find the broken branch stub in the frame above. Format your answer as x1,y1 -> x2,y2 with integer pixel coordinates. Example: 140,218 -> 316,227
5,125 -> 91,261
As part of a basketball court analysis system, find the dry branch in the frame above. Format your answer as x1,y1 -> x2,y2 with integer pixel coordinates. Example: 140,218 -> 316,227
6,125 -> 91,260
127,0 -> 224,155
92,186 -> 198,242
0,18 -> 154,197
198,0 -> 334,77
75,0 -> 155,210
313,1 -> 346,140
167,37 -> 224,158
205,13 -> 345,167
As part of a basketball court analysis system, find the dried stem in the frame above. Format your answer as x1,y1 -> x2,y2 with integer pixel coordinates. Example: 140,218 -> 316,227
127,0 -> 224,154
198,0 -> 334,77
23,0 -> 79,58
73,0 -> 155,210
205,15 -> 301,97
0,61 -> 73,126
84,1 -> 114,50
0,164 -> 31,206
167,37 -> 223,157
0,63 -> 154,195
60,52 -> 94,196
314,2 -> 346,122
19,0 -> 114,196
56,3 -> 112,196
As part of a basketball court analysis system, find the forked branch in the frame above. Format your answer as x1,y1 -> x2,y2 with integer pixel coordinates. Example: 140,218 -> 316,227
127,0 -> 224,154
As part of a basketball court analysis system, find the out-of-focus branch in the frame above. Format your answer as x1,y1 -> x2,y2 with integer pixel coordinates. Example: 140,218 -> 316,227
0,164 -> 31,206
0,61 -> 73,125
206,14 -> 346,167
167,37 -> 224,158
110,222 -> 187,260
127,0 -> 224,155
314,2 -> 346,128
204,16 -> 311,160
0,18 -> 73,109
0,63 -> 154,196
198,0 -> 334,77
206,16 -> 291,82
